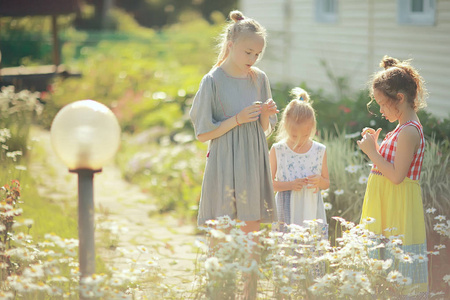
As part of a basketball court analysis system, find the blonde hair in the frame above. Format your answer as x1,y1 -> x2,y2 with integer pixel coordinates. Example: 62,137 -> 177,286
214,10 -> 267,77
369,55 -> 427,112
276,87 -> 317,144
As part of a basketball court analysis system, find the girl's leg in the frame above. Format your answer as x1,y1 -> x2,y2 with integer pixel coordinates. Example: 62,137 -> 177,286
241,220 -> 260,300
240,220 -> 260,234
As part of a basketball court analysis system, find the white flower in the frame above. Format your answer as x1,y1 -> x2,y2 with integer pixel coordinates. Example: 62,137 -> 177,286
334,189 -> 344,195
400,254 -> 414,263
23,265 -> 44,278
358,175 -> 368,184
387,270 -> 403,282
345,164 -> 362,173
384,227 -> 397,233
144,259 -> 158,268
321,190 -> 329,198
137,245 -> 149,254
443,274 -> 450,283
194,238 -> 209,252
279,286 -> 293,295
210,229 -> 226,239
434,244 -> 446,250
308,283 -> 325,294
292,273 -> 306,281
435,215 -> 446,221
370,120 -> 376,126
205,219 -> 219,226
339,282 -> 358,296
414,254 -> 428,263
398,277 -> 412,285
324,202 -> 332,210
362,217 -> 375,224
434,223 -> 445,231
205,257 -> 222,276
426,207 -> 436,214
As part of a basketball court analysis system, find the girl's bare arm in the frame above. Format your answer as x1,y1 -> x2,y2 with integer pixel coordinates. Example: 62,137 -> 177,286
197,104 -> 261,142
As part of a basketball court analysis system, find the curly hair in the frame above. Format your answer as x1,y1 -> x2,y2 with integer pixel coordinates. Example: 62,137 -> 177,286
368,55 -> 427,112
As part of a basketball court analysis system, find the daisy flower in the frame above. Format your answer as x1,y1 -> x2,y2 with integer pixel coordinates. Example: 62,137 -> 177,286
398,277 -> 412,285
387,270 -> 403,282
334,189 -> 344,195
137,245 -> 149,254
358,175 -> 368,184
434,244 -> 446,250
443,274 -> 450,283
324,202 -> 332,210
414,254 -> 428,263
425,207 -> 436,214
362,217 -> 375,224
435,215 -> 446,221
345,164 -> 361,173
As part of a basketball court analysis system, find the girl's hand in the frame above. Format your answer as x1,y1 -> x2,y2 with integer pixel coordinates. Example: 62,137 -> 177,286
361,127 -> 381,138
236,104 -> 261,125
260,99 -> 279,116
357,130 -> 380,157
306,175 -> 321,193
290,178 -> 307,191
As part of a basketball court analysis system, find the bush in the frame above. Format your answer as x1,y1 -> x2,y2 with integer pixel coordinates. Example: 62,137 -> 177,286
0,86 -> 43,154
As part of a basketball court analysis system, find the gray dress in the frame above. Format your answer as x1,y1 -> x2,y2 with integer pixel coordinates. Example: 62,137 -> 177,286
190,67 -> 277,226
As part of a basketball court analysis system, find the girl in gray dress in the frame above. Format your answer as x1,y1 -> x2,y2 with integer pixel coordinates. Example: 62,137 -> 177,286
190,10 -> 278,233
190,10 -> 278,299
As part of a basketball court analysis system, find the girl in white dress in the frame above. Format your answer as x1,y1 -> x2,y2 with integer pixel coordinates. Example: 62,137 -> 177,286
269,87 -> 329,231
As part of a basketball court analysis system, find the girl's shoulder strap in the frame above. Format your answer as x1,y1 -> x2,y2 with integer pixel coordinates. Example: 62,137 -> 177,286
312,141 -> 326,157
272,141 -> 284,149
398,120 -> 423,136
313,140 -> 326,150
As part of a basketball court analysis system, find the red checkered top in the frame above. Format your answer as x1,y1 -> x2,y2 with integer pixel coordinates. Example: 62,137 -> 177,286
374,120 -> 425,180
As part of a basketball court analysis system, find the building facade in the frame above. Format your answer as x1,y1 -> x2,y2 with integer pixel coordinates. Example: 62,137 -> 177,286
240,0 -> 450,118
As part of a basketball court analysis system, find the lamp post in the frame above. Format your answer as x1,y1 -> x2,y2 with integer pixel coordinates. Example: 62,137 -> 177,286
50,100 -> 120,295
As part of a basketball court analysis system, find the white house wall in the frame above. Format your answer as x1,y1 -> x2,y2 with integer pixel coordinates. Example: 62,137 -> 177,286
240,0 -> 450,118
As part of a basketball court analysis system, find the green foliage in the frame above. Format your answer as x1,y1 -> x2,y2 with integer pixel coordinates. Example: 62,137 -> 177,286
114,0 -> 236,28
39,11 -> 220,132
319,131 -> 370,224
0,86 -> 43,154
117,131 -> 206,221
0,15 -> 75,67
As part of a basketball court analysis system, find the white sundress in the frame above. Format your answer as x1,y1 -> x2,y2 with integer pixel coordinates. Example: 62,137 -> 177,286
272,141 -> 327,227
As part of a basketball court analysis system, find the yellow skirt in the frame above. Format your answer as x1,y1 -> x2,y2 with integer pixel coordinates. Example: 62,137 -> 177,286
360,172 -> 428,296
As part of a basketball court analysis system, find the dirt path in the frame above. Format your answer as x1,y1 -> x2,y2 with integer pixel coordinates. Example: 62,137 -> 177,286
29,126 -> 199,298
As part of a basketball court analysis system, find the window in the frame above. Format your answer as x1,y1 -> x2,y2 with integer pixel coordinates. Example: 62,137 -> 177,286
315,0 -> 338,23
397,0 -> 436,25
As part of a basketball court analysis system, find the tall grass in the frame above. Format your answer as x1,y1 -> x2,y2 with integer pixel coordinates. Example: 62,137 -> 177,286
420,137 -> 450,227
320,129 -> 370,224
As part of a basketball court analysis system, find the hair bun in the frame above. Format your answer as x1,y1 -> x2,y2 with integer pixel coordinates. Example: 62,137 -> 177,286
380,55 -> 400,69
229,10 -> 245,22
290,87 -> 310,102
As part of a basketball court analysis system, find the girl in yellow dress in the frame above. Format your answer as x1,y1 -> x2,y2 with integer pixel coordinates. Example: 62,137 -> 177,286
358,56 -> 428,298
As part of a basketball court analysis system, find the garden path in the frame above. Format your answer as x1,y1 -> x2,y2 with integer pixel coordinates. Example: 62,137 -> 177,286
29,126 -> 199,298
